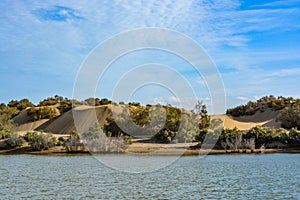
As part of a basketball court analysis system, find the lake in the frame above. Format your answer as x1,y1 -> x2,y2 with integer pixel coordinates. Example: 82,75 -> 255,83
0,154 -> 299,199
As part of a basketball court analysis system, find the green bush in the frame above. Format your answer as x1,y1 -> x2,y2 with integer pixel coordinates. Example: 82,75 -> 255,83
0,114 -> 16,139
25,131 -> 57,151
8,99 -> 35,111
27,106 -> 57,121
124,135 -> 133,144
277,99 -> 300,129
38,97 -> 58,106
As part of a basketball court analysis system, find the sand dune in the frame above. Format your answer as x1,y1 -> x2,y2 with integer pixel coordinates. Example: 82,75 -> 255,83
212,108 -> 281,130
14,105 -> 281,134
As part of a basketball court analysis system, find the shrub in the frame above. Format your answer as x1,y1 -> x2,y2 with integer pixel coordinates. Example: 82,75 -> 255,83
57,99 -> 72,113
6,133 -> 24,147
277,99 -> 300,129
0,114 -> 16,139
124,135 -> 133,144
8,99 -> 35,111
27,106 -> 58,121
25,131 -> 57,151
38,97 -> 58,106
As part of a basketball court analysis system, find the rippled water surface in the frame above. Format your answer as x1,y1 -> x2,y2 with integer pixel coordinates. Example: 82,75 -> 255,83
0,154 -> 299,199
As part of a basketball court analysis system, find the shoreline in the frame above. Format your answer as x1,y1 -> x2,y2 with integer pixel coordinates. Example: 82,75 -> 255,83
1,143 -> 300,156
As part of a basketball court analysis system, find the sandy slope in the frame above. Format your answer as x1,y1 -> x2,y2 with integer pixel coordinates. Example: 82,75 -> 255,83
212,112 -> 280,130
15,105 -> 281,134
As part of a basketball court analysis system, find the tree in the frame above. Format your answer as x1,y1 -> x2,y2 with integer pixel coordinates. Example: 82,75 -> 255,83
0,106 -> 20,119
8,99 -> 35,111
64,131 -> 84,152
24,131 -> 57,151
81,123 -> 125,152
277,100 -> 300,129
99,98 -> 111,105
58,99 -> 72,112
0,114 -> 17,139
38,97 -> 58,106
195,101 -> 210,130
27,106 -> 58,121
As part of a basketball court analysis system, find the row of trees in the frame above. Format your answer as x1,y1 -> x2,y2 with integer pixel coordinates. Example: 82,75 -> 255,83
102,102 -> 211,143
203,126 -> 300,150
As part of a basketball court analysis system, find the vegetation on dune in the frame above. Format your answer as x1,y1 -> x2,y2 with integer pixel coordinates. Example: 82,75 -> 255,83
226,95 -> 295,117
84,97 -> 112,106
102,101 -> 211,144
277,99 -> 300,129
0,98 -> 35,119
0,95 -> 300,153
27,106 -> 58,121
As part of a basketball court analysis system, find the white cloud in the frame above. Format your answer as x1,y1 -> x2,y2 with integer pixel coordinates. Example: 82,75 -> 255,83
236,96 -> 248,101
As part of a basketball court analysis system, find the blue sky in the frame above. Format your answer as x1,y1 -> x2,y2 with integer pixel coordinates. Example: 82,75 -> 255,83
0,0 -> 300,113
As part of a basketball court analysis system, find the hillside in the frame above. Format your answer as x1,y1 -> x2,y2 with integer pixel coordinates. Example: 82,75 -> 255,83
14,105 -> 281,134
15,105 -> 111,134
1,95 -> 298,136
222,108 -> 281,130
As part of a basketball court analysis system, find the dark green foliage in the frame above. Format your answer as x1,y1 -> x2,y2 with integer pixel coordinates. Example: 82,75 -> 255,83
123,135 -> 133,144
277,99 -> 300,129
213,126 -> 298,150
128,102 -> 141,106
245,126 -> 273,148
154,106 -> 181,143
103,115 -> 124,137
129,106 -> 151,127
0,114 -> 16,139
8,99 -> 35,111
25,131 -> 57,151
227,95 -> 295,117
38,97 -> 58,106
195,101 -> 211,130
57,99 -> 72,113
99,98 -> 111,105
0,106 -> 20,119
27,106 -> 57,121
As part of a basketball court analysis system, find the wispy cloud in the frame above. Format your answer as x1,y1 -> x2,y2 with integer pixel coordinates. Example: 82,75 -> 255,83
0,0 -> 299,110
32,6 -> 83,22
251,0 -> 300,8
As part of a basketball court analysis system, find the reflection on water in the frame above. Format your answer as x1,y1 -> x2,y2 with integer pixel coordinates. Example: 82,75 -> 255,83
0,154 -> 299,199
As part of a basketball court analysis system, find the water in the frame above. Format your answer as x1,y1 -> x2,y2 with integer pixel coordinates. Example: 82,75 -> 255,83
0,154 -> 299,199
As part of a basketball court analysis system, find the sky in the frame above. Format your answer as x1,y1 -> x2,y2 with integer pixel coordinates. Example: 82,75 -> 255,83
0,0 -> 300,113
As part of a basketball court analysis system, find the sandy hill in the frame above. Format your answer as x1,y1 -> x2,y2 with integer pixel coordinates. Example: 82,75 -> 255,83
14,105 -> 111,134
14,105 -> 281,134
213,108 -> 281,130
